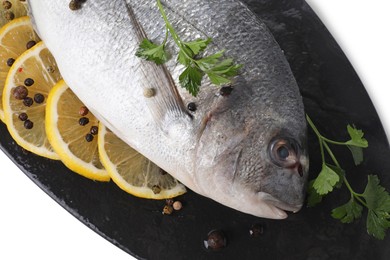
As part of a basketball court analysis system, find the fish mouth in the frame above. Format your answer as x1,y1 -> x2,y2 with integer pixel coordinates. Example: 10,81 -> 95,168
261,192 -> 303,216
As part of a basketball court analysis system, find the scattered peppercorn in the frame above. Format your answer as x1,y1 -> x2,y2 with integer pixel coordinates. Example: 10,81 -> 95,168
26,40 -> 36,49
69,0 -> 81,11
249,223 -> 264,237
165,199 -> 174,206
23,97 -> 33,107
219,86 -> 233,96
204,230 -> 227,250
152,185 -> 161,194
173,201 -> 182,211
162,205 -> 173,215
85,133 -> 94,142
24,78 -> 34,87
46,65 -> 55,73
24,119 -> 33,129
13,86 -> 28,100
79,106 -> 89,116
79,117 -> 89,126
143,88 -> 155,98
6,57 -> 15,67
90,126 -> 98,135
5,11 -> 14,21
3,1 -> 12,10
187,102 -> 197,112
33,93 -> 45,104
18,112 -> 28,121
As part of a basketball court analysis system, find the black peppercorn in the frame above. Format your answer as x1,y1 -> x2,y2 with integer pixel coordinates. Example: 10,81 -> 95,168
85,133 -> 94,142
3,1 -> 12,10
18,112 -> 28,121
79,117 -> 89,126
90,126 -> 98,135
204,229 -> 227,250
79,106 -> 89,116
24,119 -> 33,129
34,93 -> 45,104
187,102 -> 197,112
26,40 -> 36,49
219,86 -> 233,96
23,97 -> 33,107
24,78 -> 34,87
5,11 -> 14,21
6,57 -> 15,67
249,223 -> 264,237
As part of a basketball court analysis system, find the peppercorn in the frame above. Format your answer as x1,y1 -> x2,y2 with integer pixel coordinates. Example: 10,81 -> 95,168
90,126 -> 98,135
3,1 -> 12,10
85,133 -> 94,142
24,120 -> 33,129
162,205 -> 173,215
204,230 -> 227,250
249,223 -> 264,237
79,106 -> 89,116
152,185 -> 161,194
165,199 -> 174,206
6,57 -> 15,67
26,40 -> 36,49
18,112 -> 28,121
219,86 -> 233,96
173,201 -> 182,211
13,86 -> 28,100
5,11 -> 14,21
69,0 -> 81,11
23,97 -> 33,107
46,65 -> 55,73
34,93 -> 45,104
79,117 -> 89,126
187,102 -> 197,112
143,88 -> 155,98
24,78 -> 34,87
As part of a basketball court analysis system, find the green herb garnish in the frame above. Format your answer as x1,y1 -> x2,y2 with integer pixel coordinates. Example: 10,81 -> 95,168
135,0 -> 242,96
307,114 -> 390,239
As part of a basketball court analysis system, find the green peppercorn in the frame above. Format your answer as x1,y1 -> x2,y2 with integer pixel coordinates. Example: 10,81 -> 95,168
69,0 -> 81,11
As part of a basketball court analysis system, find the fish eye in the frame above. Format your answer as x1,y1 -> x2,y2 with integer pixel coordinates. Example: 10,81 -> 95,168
269,137 -> 300,168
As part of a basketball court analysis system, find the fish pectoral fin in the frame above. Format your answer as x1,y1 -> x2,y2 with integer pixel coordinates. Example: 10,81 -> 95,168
141,62 -> 192,135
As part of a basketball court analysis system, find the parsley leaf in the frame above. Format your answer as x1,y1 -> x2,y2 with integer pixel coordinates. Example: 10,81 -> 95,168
136,0 -> 241,97
332,197 -> 363,223
312,163 -> 340,195
135,39 -> 168,65
307,180 -> 323,207
345,124 -> 368,148
347,145 -> 364,166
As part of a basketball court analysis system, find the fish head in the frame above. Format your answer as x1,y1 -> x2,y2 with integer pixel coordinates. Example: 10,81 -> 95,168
194,86 -> 308,219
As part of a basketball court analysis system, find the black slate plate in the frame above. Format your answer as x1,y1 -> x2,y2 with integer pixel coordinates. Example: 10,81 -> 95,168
1,0 -> 390,259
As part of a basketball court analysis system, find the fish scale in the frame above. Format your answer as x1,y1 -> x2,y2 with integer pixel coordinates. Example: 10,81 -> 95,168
28,0 -> 308,219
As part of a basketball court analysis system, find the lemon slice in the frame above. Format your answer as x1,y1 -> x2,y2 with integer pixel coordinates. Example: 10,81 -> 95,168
46,80 -> 109,181
3,41 -> 60,159
98,123 -> 186,199
0,1 -> 28,27
0,16 -> 40,121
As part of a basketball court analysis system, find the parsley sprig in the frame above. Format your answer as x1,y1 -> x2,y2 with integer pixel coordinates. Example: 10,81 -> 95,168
307,115 -> 390,239
135,0 -> 242,96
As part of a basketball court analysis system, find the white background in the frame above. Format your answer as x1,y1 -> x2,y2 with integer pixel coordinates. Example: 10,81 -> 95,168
1,1 -> 389,259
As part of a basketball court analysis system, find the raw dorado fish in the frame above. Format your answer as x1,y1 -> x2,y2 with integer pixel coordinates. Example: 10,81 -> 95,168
27,0 -> 309,219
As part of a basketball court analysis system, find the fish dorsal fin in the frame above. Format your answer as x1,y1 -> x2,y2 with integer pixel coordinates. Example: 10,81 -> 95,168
124,1 -> 192,134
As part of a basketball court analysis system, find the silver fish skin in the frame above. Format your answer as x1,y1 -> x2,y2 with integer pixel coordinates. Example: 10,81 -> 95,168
28,0 -> 309,219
